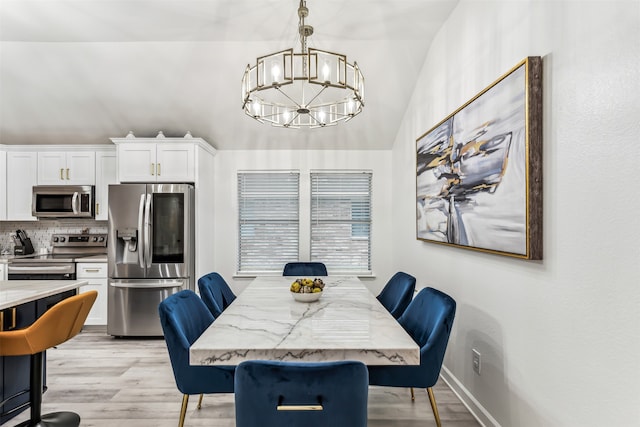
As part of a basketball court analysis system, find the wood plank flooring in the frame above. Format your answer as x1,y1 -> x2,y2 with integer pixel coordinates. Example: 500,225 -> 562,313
11,329 -> 480,426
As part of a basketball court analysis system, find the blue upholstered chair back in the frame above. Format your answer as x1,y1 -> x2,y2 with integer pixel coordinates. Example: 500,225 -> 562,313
234,360 -> 368,427
376,271 -> 416,319
368,287 -> 456,388
282,262 -> 328,276
197,272 -> 236,318
158,290 -> 234,395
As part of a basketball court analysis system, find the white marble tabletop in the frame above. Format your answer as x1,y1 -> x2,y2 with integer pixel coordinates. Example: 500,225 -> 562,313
0,280 -> 87,309
190,276 -> 420,366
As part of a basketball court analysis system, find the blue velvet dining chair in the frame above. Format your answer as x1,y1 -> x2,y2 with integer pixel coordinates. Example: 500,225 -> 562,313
368,287 -> 456,427
376,271 -> 416,319
234,360 -> 368,427
158,290 -> 235,427
282,262 -> 328,276
197,272 -> 237,318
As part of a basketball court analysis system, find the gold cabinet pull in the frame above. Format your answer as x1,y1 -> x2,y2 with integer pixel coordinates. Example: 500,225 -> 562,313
66,168 -> 70,180
83,269 -> 100,273
277,405 -> 323,411
10,307 -> 16,330
157,163 -> 161,176
151,163 -> 155,176
0,311 -> 4,332
96,203 -> 100,215
60,168 -> 64,180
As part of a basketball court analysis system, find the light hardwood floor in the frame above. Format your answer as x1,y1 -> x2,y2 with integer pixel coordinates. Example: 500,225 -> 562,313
12,329 -> 480,426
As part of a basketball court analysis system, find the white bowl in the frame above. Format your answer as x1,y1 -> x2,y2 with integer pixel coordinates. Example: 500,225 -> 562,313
291,291 -> 322,302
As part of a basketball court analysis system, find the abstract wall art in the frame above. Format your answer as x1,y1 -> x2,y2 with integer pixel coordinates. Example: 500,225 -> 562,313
416,57 -> 542,259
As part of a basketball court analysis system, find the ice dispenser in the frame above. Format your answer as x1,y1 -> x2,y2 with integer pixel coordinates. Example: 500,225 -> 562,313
116,228 -> 139,264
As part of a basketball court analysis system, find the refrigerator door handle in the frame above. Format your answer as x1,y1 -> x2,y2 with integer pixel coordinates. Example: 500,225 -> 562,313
144,193 -> 152,268
138,194 -> 146,268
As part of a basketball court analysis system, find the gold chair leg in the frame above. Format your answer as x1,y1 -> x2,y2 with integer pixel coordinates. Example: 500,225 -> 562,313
410,387 -> 415,401
179,394 -> 189,427
197,393 -> 204,410
427,387 -> 442,427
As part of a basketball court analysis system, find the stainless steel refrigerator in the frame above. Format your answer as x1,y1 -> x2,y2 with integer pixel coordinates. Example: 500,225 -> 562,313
107,183 -> 195,336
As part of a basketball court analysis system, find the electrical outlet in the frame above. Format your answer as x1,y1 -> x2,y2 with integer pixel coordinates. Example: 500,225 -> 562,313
472,349 -> 481,375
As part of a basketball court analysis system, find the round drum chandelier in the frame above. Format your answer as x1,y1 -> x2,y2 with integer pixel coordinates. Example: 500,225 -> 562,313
241,0 -> 365,128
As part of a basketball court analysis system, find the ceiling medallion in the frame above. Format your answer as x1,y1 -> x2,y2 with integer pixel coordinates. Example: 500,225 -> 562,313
241,0 -> 364,128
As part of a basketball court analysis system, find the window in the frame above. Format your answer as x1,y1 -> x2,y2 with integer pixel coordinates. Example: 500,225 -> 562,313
237,171 -> 300,273
310,171 -> 372,273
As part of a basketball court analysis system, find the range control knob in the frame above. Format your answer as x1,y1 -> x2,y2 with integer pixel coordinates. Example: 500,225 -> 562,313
59,237 -> 66,242
52,236 -> 59,242
99,236 -> 105,242
92,237 -> 99,242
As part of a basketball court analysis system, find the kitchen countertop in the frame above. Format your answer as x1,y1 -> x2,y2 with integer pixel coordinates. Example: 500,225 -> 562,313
0,280 -> 88,310
75,255 -> 107,262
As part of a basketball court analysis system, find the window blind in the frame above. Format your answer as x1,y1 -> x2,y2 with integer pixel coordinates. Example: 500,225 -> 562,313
310,172 -> 372,273
237,171 -> 300,273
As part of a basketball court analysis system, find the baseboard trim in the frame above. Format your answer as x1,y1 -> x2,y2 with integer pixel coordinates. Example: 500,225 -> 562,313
440,365 -> 501,427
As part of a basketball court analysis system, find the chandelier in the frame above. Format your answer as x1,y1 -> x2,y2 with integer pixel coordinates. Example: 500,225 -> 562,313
241,0 -> 364,128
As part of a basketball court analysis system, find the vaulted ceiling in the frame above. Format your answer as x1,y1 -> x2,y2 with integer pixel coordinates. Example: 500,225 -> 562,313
0,0 -> 458,150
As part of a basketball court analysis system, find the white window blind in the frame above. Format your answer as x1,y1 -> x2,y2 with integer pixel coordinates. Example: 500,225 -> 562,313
238,171 -> 300,273
310,171 -> 372,273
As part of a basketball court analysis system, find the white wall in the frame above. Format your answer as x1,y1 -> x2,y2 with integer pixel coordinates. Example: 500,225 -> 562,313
391,1 -> 640,426
213,150 -> 394,294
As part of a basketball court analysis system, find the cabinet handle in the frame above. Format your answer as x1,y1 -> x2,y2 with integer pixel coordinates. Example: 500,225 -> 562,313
60,168 -> 64,180
96,203 -> 100,215
0,311 -> 3,332
66,168 -> 70,180
157,163 -> 161,176
151,163 -> 155,176
83,269 -> 101,273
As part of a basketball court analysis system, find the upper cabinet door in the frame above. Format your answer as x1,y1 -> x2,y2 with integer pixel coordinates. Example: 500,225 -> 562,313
117,143 -> 157,182
37,151 -> 95,185
66,151 -> 95,185
37,152 -> 66,184
95,151 -> 117,220
155,143 -> 195,182
7,152 -> 37,220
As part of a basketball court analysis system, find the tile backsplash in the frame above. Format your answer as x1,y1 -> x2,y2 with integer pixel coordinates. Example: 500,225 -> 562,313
0,220 -> 107,254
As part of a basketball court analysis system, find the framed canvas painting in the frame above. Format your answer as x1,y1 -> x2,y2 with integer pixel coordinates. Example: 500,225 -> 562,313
416,56 -> 542,259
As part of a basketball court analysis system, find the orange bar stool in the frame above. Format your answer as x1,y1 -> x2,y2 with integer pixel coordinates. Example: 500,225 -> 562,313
0,290 -> 97,427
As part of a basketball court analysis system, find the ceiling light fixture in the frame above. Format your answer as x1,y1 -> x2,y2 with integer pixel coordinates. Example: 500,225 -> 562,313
241,0 -> 364,128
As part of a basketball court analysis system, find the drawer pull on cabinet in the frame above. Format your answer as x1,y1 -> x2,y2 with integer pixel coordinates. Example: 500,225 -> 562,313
83,269 -> 101,273
10,307 -> 16,330
60,168 -> 64,180
66,168 -> 70,180
0,311 -> 4,332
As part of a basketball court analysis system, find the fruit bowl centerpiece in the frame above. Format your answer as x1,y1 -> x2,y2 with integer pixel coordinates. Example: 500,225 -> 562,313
290,278 -> 325,302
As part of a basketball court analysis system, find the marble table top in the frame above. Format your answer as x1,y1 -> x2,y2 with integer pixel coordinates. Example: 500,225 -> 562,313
0,280 -> 87,309
190,276 -> 420,366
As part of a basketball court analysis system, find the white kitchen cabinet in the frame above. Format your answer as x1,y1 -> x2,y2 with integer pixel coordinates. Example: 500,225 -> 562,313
0,263 -> 6,280
0,150 -> 6,220
6,152 -> 37,221
115,141 -> 195,183
37,151 -> 95,185
76,262 -> 107,325
95,151 -> 117,220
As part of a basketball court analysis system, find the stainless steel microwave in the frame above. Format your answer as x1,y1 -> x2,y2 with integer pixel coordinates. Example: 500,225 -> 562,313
32,185 -> 95,219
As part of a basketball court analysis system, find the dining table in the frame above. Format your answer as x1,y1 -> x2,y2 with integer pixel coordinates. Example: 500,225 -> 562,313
189,275 -> 420,366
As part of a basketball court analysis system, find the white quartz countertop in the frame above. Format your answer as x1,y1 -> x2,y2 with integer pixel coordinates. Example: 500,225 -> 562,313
190,276 -> 420,366
0,280 -> 88,310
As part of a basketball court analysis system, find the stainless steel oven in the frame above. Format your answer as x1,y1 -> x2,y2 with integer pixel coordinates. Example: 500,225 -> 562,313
8,233 -> 107,280
32,185 -> 94,219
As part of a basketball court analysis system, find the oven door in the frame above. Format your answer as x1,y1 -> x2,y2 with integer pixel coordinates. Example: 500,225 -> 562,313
32,185 -> 94,219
